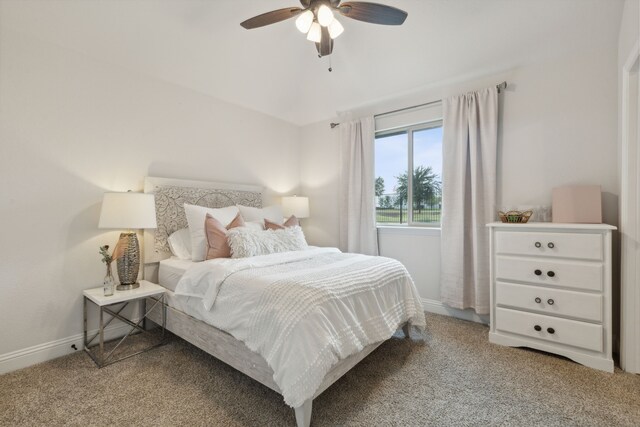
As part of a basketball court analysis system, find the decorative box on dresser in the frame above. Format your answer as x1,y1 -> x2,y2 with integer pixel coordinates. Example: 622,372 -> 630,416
487,222 -> 616,372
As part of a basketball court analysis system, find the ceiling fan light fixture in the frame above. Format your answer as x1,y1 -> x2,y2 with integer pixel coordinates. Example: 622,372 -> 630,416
317,4 -> 334,27
240,1 -> 408,59
307,21 -> 322,43
328,19 -> 344,39
295,10 -> 314,33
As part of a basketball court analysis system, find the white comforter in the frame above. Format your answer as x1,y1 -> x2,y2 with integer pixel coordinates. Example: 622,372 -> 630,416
174,247 -> 426,408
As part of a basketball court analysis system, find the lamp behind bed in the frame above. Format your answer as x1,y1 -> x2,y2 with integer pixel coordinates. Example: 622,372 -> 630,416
282,196 -> 310,220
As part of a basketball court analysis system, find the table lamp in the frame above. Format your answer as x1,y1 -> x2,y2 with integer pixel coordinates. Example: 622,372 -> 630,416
98,191 -> 157,290
282,196 -> 310,220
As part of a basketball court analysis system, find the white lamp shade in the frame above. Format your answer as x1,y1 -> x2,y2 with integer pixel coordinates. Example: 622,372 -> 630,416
282,196 -> 310,219
317,4 -> 334,27
99,192 -> 157,229
295,10 -> 314,33
307,22 -> 322,43
328,19 -> 344,39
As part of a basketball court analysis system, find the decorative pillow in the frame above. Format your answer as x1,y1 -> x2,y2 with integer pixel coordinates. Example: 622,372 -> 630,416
265,215 -> 299,230
184,204 -> 240,262
205,213 -> 245,260
245,220 -> 265,231
167,228 -> 192,259
237,204 -> 284,224
227,226 -> 308,258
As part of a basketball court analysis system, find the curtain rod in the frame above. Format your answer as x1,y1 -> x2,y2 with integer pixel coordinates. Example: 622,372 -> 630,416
330,81 -> 507,129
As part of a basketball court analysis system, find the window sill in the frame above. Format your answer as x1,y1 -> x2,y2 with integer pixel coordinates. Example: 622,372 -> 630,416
376,225 -> 441,236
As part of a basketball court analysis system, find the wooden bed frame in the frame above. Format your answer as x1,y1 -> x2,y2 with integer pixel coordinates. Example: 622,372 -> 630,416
146,297 -> 410,426
142,176 -> 411,426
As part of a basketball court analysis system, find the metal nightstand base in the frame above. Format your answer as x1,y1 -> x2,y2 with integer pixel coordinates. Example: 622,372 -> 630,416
83,294 -> 166,368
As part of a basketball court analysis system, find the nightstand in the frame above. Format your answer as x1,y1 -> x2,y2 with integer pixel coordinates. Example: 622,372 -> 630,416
83,280 -> 166,367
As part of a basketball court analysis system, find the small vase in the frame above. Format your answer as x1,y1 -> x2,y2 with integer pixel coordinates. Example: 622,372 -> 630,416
103,264 -> 115,296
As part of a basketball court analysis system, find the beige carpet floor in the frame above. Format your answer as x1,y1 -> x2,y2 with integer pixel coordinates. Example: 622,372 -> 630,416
1,314 -> 639,426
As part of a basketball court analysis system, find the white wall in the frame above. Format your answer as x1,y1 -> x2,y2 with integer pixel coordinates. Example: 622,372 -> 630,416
298,121 -> 341,248
619,0 -> 640,172
619,1 -> 639,83
617,0 -> 640,372
0,28 -> 301,369
301,41 -> 620,322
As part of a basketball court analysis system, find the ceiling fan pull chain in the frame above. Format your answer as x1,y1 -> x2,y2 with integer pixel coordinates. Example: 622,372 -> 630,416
328,55 -> 333,72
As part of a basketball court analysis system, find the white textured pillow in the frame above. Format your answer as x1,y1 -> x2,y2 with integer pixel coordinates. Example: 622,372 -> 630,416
245,220 -> 265,231
227,226 -> 308,258
184,204 -> 240,262
238,205 -> 284,224
167,228 -> 192,259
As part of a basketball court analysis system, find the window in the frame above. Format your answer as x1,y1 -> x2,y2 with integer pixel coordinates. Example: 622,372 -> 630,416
374,121 -> 443,226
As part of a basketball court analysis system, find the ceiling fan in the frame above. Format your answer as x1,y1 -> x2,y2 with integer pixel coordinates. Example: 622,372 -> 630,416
240,1 -> 408,57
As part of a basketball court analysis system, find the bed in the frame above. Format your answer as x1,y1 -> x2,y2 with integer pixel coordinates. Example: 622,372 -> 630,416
142,177 -> 425,426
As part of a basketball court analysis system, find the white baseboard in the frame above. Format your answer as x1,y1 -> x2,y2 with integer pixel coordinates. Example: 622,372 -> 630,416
2,299 -> 487,375
0,319 -> 141,375
422,298 -> 489,324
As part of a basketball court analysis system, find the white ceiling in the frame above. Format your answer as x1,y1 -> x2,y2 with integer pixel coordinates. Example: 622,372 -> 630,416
1,0 -> 624,125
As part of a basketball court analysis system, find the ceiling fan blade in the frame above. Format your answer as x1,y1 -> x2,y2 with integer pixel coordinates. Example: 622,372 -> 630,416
240,7 -> 303,29
315,27 -> 334,57
339,2 -> 407,25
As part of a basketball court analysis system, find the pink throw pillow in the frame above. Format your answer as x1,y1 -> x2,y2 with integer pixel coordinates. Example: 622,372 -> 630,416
205,212 -> 245,260
264,215 -> 299,230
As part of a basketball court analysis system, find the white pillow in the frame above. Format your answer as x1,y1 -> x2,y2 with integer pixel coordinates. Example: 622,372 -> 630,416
184,204 -> 240,262
167,228 -> 192,259
245,220 -> 265,231
237,204 -> 284,224
227,226 -> 308,258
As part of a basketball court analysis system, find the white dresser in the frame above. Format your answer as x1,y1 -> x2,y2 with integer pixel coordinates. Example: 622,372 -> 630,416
487,222 -> 616,372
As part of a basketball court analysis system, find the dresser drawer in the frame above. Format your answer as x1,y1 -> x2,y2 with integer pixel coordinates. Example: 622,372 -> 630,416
496,281 -> 603,322
495,256 -> 603,292
495,308 -> 603,352
495,231 -> 603,261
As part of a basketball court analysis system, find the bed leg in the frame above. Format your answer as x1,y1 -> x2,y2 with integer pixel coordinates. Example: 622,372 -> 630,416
402,322 -> 411,339
294,399 -> 312,427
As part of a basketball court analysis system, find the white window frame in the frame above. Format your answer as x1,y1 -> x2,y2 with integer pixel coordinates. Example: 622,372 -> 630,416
375,119 -> 443,228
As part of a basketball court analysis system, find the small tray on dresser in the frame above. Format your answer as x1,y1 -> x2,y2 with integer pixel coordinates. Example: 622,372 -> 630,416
498,210 -> 533,223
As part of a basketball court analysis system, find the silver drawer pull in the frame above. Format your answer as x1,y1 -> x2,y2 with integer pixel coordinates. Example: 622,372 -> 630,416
547,242 -> 555,249
547,299 -> 555,305
535,241 -> 542,248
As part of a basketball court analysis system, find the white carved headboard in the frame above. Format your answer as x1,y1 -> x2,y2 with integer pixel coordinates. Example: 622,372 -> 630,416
143,176 -> 263,264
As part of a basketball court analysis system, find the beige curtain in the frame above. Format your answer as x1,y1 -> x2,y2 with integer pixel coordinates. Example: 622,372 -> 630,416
339,117 -> 379,255
440,87 -> 498,314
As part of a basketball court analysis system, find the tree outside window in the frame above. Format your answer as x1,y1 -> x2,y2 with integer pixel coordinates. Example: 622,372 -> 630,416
374,123 -> 442,225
